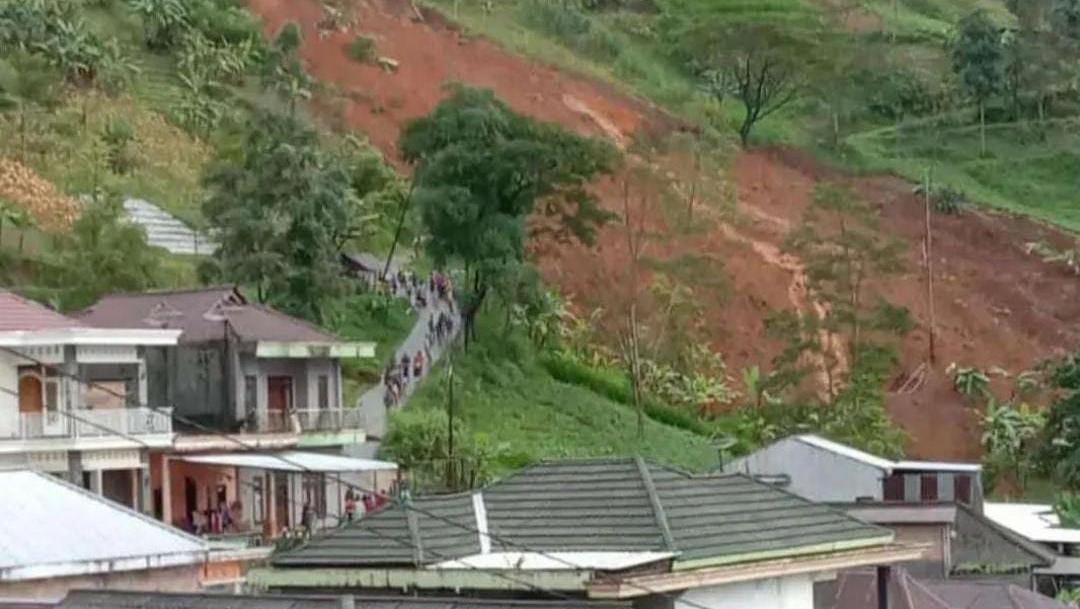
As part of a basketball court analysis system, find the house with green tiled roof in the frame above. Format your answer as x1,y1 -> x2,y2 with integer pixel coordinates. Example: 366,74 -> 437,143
251,457 -> 927,609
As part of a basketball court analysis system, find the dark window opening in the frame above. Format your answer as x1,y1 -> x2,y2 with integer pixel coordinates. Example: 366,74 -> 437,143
883,473 -> 905,501
954,474 -> 972,505
920,474 -> 939,501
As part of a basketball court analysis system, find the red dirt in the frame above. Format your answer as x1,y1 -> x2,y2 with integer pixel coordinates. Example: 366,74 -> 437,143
247,0 -> 1080,460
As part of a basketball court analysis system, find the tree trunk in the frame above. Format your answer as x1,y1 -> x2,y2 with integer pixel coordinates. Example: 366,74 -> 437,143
979,100 -> 987,157
383,184 -> 415,279
738,118 -> 752,148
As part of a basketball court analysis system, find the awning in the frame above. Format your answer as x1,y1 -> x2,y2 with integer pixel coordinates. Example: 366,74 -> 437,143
178,450 -> 398,473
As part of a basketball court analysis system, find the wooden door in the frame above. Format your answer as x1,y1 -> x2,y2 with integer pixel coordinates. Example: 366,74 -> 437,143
267,377 -> 292,411
274,472 -> 290,529
18,376 -> 42,413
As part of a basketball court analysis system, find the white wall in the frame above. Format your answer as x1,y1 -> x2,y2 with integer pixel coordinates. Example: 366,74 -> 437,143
677,574 -> 814,609
723,437 -> 885,503
0,350 -> 19,437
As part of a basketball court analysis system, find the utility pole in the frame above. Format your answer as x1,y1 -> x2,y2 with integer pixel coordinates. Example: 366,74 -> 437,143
924,167 -> 936,364
445,346 -> 455,489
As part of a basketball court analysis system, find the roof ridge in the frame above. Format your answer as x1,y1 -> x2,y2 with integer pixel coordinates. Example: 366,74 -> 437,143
635,456 -> 676,551
21,469 -> 208,549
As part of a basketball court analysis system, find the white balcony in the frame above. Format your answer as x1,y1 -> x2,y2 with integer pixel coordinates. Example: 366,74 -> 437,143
0,407 -> 173,451
294,408 -> 362,433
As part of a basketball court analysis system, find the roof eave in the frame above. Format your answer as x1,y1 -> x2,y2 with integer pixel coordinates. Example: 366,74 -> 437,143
247,566 -> 593,592
587,541 -> 929,599
255,341 -> 376,359
0,550 -> 207,582
0,328 -> 182,347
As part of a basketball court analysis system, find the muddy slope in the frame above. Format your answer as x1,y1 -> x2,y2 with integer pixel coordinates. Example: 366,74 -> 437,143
248,0 -> 1080,459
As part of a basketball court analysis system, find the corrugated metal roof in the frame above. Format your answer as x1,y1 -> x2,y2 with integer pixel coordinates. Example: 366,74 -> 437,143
57,591 -> 630,609
0,291 -> 83,331
178,451 -> 398,473
894,460 -> 981,473
795,435 -> 896,470
984,502 -> 1080,544
275,457 -> 890,570
793,435 -> 981,473
0,470 -> 207,581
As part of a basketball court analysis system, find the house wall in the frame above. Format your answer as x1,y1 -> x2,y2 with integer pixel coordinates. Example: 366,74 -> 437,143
150,455 -> 238,529
171,344 -> 227,423
723,438 -> 884,503
888,523 -> 949,578
0,564 -> 203,601
675,573 -> 814,609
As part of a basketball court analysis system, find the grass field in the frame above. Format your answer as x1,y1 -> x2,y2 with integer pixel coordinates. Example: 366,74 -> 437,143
403,309 -> 719,475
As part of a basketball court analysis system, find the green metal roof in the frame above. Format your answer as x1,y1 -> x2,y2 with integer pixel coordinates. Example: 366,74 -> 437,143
274,457 -> 891,570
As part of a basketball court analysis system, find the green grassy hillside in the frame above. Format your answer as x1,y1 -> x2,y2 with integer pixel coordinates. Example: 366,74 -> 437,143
423,0 -> 1080,233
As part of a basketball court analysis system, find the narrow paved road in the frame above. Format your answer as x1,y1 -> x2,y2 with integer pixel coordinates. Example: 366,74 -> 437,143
355,271 -> 459,445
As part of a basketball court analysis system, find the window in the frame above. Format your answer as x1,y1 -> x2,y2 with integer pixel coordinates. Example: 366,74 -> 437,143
318,375 -> 329,409
954,474 -> 972,505
302,473 -> 326,517
883,473 -> 905,501
252,477 -> 264,524
244,375 -> 257,420
920,474 -> 939,501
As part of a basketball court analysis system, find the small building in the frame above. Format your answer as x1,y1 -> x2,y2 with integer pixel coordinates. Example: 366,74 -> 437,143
984,502 -> 1080,595
253,457 -> 926,609
0,469 -> 247,600
0,290 -> 180,507
76,287 -> 388,539
76,286 -> 374,437
841,502 -> 1054,583
723,435 -> 984,510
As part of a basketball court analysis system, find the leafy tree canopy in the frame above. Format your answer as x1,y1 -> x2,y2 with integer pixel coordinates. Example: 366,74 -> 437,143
399,84 -> 617,332
49,193 -> 162,311
1037,349 -> 1080,488
202,111 -> 365,323
952,10 -> 1005,103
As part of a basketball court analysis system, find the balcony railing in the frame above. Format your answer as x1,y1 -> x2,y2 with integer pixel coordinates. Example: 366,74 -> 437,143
3,407 -> 173,440
248,409 -> 292,434
295,408 -> 362,432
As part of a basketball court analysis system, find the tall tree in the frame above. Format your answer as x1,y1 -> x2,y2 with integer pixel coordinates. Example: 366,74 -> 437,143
202,111 -> 356,322
260,22 -> 312,116
681,19 -> 810,148
50,193 -> 162,311
784,182 -> 911,399
951,10 -> 1005,156
399,84 -> 616,342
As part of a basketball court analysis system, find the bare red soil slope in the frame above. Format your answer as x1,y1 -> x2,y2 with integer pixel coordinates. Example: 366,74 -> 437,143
248,0 -> 1080,459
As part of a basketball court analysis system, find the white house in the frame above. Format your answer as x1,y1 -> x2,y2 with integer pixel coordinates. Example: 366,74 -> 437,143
0,290 -> 180,509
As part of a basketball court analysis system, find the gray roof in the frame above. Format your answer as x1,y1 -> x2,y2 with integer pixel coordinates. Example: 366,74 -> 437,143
0,470 -> 207,581
57,591 -> 629,609
276,457 -> 891,569
76,286 -> 342,345
827,568 -> 1069,609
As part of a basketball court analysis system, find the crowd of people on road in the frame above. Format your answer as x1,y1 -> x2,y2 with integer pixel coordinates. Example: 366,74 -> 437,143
381,270 -> 457,409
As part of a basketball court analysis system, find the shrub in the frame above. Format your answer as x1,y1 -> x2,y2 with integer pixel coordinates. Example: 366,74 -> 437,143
101,116 -> 137,174
347,35 -> 375,64
540,352 -> 710,436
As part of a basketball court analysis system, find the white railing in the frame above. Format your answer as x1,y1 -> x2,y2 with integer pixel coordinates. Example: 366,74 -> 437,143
294,408 -> 362,432
5,407 -> 173,440
249,409 -> 292,434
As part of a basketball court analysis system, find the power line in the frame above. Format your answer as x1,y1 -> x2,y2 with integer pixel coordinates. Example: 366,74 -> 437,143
0,344 -> 720,609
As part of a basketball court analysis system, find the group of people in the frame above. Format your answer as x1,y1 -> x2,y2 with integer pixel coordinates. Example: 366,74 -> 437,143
380,269 -> 458,409
342,488 -> 389,522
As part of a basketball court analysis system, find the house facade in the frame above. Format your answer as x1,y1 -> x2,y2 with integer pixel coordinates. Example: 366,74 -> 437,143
76,287 -> 393,538
723,435 -> 985,510
253,457 -> 927,609
0,290 -> 180,509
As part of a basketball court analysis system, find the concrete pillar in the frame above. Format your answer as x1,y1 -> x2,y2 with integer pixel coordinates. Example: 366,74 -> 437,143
89,469 -> 103,495
266,471 -> 277,537
137,356 -> 148,408
66,451 -> 83,487
135,465 -> 152,514
877,566 -> 890,609
162,455 -> 172,525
